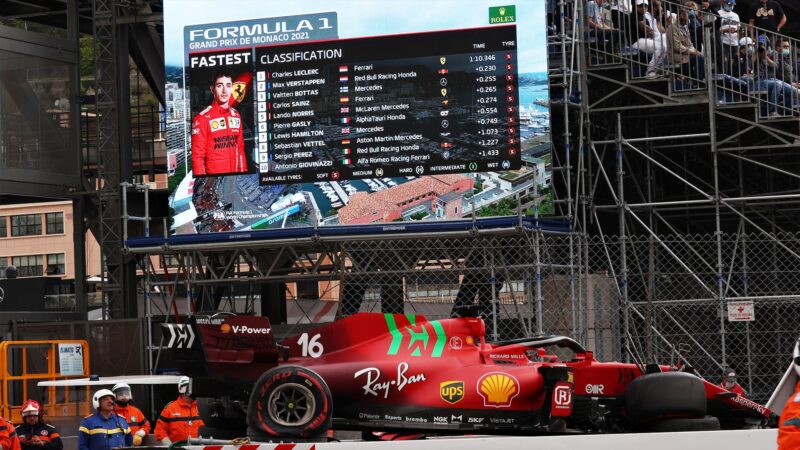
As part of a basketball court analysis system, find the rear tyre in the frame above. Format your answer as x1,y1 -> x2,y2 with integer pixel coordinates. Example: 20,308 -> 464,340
649,416 -> 721,432
625,372 -> 706,426
247,366 -> 332,438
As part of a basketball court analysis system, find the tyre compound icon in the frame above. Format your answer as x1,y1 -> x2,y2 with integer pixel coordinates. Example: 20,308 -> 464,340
331,170 -> 341,180
415,165 -> 425,175
468,162 -> 478,171
375,167 -> 384,177
501,160 -> 511,170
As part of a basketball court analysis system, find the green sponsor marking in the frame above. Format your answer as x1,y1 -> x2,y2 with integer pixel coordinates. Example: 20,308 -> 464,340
383,314 -> 447,357
385,313 -> 402,355
489,5 -> 516,24
431,321 -> 446,357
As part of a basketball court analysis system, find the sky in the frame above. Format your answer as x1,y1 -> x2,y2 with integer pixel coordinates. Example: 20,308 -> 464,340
163,0 -> 547,73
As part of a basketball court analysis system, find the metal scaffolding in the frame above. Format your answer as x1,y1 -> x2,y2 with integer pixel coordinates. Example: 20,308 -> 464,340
548,0 -> 800,400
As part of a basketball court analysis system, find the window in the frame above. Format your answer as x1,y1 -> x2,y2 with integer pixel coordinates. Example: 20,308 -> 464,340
11,214 -> 42,236
0,257 -> 7,277
46,212 -> 64,234
0,216 -> 6,237
47,253 -> 65,275
12,255 -> 43,277
296,280 -> 319,300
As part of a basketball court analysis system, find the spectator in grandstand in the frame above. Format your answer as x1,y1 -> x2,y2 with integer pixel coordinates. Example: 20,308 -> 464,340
749,0 -> 787,38
0,414 -> 20,450
628,0 -> 669,77
718,0 -> 741,75
644,0 -> 669,77
685,2 -> 705,51
611,0 -> 633,45
732,36 -> 755,78
15,400 -> 62,450
586,0 -> 624,59
775,37 -> 799,113
752,36 -> 782,116
191,72 -> 248,177
668,8 -> 705,84
719,367 -> 747,396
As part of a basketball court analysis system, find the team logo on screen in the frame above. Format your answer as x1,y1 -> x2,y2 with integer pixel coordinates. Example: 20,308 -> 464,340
232,81 -> 247,104
210,118 -> 226,131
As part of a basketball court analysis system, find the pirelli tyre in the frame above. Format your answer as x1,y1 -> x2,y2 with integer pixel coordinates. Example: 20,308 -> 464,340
625,372 -> 707,427
648,416 -> 721,432
247,366 -> 332,438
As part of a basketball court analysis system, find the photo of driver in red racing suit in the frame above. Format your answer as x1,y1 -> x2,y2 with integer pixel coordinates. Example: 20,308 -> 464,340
191,72 -> 247,176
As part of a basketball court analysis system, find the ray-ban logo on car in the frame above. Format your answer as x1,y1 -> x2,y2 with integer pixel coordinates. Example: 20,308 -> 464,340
440,381 -> 464,404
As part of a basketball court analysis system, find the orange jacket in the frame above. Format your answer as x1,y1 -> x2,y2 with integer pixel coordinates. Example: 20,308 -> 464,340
114,404 -> 151,435
154,397 -> 203,442
0,417 -> 21,450
779,382 -> 800,450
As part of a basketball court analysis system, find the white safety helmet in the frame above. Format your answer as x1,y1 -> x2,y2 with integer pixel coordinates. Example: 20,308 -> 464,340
112,382 -> 132,402
178,376 -> 191,395
794,338 -> 800,377
92,389 -> 116,410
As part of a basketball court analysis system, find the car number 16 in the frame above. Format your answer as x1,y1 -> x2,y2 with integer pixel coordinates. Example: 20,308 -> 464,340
297,333 -> 324,358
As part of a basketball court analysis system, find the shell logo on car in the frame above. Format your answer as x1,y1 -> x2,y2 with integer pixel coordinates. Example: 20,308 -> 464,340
220,323 -> 231,333
477,372 -> 519,408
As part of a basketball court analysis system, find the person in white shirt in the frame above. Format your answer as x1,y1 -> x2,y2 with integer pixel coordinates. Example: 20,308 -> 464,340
718,0 -> 741,75
586,0 -> 624,58
630,0 -> 667,78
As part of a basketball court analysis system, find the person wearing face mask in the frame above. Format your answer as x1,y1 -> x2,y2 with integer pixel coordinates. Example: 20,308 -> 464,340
685,2 -> 704,51
775,38 -> 799,113
111,384 -> 150,446
718,0 -> 740,76
749,0 -> 786,38
668,8 -> 705,84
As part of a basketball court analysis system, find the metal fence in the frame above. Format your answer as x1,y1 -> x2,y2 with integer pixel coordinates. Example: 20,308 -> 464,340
315,230 -> 800,405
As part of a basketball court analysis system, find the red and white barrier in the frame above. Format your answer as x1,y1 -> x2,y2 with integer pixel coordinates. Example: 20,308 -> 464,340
181,429 -> 778,450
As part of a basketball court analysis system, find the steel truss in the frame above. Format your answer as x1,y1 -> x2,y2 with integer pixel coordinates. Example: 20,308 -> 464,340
548,0 -> 800,400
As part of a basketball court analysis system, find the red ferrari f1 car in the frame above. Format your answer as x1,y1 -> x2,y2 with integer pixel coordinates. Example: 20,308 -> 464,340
166,312 -> 776,439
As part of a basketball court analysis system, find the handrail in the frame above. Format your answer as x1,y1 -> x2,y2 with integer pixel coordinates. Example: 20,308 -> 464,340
558,0 -> 799,118
0,340 -> 91,422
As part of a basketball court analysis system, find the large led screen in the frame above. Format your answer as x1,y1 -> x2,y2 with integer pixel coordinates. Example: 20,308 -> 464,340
164,1 -> 549,234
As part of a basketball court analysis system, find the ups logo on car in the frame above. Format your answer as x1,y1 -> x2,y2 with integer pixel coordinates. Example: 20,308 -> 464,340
440,380 -> 464,404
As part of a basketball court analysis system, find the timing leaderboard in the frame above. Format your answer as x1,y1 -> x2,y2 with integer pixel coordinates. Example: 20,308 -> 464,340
253,25 -> 520,184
